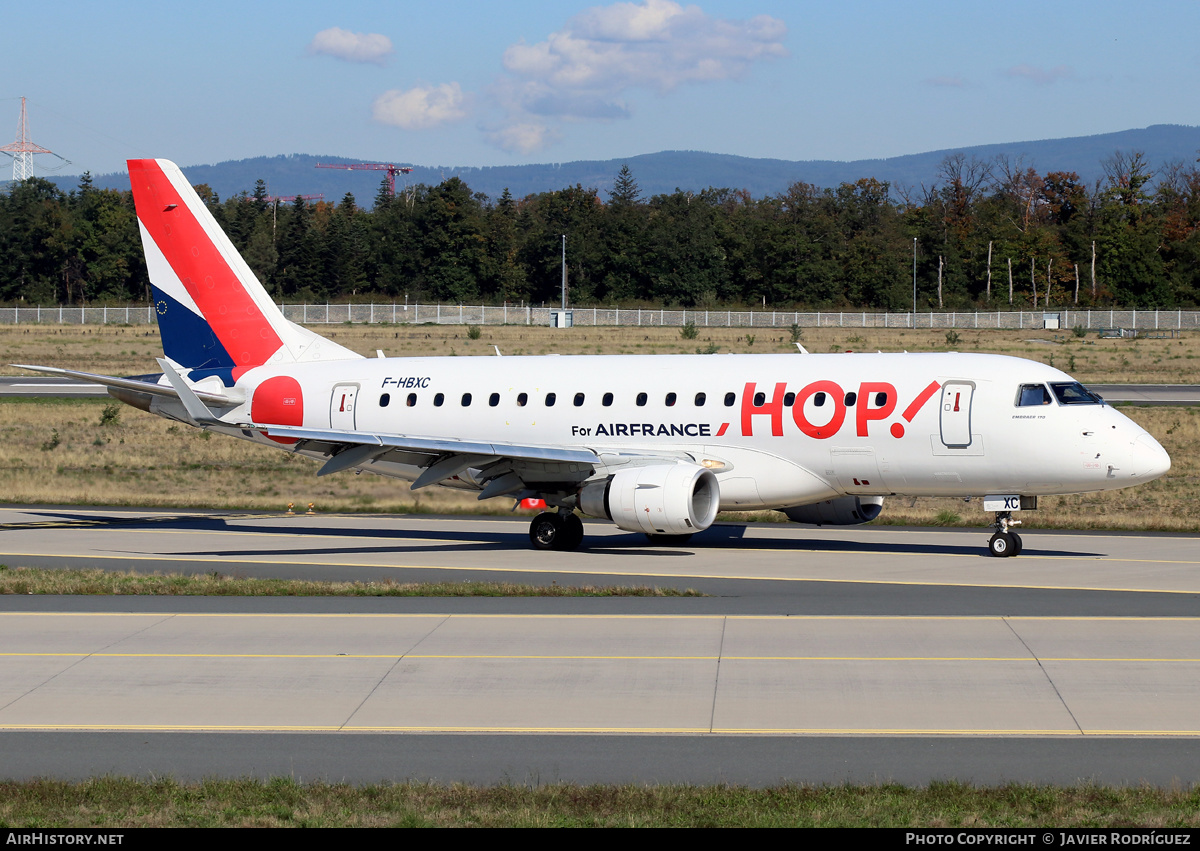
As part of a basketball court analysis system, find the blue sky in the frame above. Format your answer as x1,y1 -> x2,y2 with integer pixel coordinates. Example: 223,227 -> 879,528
3,0 -> 1198,178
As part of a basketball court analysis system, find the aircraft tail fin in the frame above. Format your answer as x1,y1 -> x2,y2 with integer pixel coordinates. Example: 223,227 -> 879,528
128,158 -> 361,381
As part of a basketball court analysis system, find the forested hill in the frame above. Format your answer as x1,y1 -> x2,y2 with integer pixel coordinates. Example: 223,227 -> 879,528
63,124 -> 1200,204
7,141 -> 1200,311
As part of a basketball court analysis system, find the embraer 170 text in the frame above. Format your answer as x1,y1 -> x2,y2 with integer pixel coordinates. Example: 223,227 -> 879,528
17,160 -> 1171,557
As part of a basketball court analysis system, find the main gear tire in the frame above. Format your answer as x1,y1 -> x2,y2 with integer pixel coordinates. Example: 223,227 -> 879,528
529,513 -> 563,551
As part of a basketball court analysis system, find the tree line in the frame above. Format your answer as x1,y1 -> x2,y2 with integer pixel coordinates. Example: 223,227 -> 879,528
2,153 -> 1199,309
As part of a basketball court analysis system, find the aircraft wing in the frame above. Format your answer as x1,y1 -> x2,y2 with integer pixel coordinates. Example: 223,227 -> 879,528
261,423 -> 600,494
263,424 -> 598,464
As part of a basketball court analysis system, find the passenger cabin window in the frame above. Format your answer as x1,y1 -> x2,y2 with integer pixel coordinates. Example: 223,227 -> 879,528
461,393 -> 472,407
516,392 -> 528,407
545,392 -> 556,407
407,393 -> 417,407
574,392 -> 585,407
813,392 -> 826,407
489,392 -> 500,407
602,392 -> 614,407
380,393 -> 391,408
1050,382 -> 1102,405
434,393 -> 445,407
665,392 -> 676,407
636,392 -> 648,406
845,392 -> 857,406
694,392 -> 706,406
874,391 -> 887,407
784,392 -> 795,407
1017,384 -> 1053,407
753,392 -> 766,406
724,392 -> 736,407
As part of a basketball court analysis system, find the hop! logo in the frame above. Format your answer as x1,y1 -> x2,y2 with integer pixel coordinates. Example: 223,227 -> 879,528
737,379 -> 942,440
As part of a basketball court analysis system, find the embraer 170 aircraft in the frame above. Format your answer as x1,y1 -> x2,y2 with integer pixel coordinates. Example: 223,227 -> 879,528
17,160 -> 1171,557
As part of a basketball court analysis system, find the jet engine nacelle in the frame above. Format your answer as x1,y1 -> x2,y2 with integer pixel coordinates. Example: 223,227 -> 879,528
578,463 -> 720,536
783,496 -> 884,526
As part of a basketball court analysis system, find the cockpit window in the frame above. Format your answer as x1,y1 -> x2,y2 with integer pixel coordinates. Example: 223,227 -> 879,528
1017,384 -> 1052,406
1049,381 -> 1102,405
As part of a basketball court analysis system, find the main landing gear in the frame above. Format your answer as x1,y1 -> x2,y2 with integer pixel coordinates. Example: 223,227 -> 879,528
529,511 -> 584,551
987,511 -> 1023,558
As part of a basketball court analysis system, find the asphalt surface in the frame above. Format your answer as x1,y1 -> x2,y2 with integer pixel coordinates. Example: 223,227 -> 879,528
2,507 -> 1200,786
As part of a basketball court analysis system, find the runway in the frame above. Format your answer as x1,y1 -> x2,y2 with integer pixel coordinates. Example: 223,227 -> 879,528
4,376 -> 1199,405
2,506 -> 1200,785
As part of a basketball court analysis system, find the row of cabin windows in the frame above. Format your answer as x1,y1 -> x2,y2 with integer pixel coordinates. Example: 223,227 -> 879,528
378,389 -> 887,409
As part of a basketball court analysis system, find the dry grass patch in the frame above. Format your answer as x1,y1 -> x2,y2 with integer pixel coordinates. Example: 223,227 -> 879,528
2,323 -> 1197,384
0,398 -> 1192,531
0,397 -> 488,513
2,323 -> 1195,530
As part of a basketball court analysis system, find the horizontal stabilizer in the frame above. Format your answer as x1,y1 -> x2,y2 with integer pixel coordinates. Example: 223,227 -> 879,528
12,364 -> 237,407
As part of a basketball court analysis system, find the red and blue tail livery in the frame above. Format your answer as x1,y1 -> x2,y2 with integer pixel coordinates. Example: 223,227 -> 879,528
15,159 -> 1171,557
128,158 -> 360,384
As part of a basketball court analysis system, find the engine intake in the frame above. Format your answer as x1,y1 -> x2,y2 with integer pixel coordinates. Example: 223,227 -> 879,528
783,496 -> 884,526
579,463 -> 720,536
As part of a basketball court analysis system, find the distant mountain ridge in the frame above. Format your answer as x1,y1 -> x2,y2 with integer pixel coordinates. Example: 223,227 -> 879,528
63,124 -> 1200,205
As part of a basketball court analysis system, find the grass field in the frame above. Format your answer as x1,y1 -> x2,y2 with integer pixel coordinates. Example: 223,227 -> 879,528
0,324 -> 1196,531
1,321 -> 1198,383
1,397 -> 1195,530
2,778 -> 1199,827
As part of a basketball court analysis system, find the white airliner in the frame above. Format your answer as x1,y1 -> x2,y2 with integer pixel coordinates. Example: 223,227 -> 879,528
16,159 -> 1171,557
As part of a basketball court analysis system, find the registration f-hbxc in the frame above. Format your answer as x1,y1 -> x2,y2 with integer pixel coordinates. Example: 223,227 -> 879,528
18,160 -> 1171,556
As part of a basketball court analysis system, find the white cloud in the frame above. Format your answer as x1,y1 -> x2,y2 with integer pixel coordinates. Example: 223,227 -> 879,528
372,83 -> 469,130
484,122 -> 562,155
309,27 -> 392,65
486,0 -> 786,153
1004,64 -> 1072,85
503,1 -> 786,98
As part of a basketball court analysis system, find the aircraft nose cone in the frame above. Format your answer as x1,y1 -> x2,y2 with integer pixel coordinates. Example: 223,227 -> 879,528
1131,432 -> 1171,482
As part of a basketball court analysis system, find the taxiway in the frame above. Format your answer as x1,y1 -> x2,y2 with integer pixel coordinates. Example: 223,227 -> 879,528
2,507 -> 1199,786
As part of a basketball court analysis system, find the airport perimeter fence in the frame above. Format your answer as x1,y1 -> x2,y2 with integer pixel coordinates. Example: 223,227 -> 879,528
1,303 -> 1199,331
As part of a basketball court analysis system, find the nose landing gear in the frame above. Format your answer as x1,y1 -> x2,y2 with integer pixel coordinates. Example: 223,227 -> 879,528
988,511 -> 1023,557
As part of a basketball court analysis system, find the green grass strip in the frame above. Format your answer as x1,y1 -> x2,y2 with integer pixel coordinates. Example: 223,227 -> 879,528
1,778 -> 1199,827
0,566 -> 702,597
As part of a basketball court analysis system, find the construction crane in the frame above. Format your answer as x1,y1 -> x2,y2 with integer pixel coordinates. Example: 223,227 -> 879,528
1,97 -> 70,183
315,162 -> 413,196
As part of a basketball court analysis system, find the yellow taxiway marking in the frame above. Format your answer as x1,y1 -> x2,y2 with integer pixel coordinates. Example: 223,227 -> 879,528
3,652 -> 1200,662
0,724 -> 1199,736
4,549 -> 1200,595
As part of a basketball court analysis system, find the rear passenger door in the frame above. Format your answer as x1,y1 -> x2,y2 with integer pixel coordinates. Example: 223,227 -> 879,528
330,383 -> 359,430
